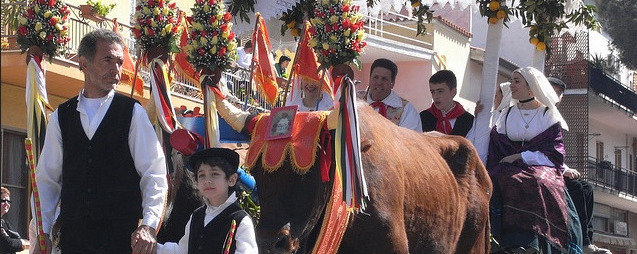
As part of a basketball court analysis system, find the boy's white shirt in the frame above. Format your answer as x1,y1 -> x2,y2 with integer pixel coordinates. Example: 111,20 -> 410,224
156,192 -> 258,254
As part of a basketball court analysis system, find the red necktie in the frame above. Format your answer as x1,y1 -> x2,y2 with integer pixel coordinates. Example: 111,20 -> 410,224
370,101 -> 388,117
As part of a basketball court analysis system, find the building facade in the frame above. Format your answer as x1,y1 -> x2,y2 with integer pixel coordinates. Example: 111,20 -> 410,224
545,31 -> 637,254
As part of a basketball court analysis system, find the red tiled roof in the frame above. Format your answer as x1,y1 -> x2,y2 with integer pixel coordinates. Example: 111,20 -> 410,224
435,16 -> 472,38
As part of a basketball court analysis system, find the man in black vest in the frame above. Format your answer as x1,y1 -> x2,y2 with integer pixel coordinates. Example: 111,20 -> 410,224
34,29 -> 168,254
420,70 -> 474,136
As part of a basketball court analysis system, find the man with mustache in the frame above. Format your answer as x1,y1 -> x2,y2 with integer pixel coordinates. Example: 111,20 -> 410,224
34,29 -> 168,254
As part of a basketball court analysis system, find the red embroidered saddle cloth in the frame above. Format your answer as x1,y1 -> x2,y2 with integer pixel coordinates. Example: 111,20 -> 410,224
245,111 -> 328,172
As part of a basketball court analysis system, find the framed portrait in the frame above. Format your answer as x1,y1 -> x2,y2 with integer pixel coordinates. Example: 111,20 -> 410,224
265,105 -> 298,140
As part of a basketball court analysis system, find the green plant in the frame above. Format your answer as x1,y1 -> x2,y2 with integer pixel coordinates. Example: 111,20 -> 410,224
86,0 -> 115,17
1,0 -> 28,34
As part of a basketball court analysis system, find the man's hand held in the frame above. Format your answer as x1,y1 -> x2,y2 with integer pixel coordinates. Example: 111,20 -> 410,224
131,225 -> 157,254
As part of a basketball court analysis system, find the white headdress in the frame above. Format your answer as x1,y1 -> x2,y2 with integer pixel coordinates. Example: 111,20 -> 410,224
514,67 -> 569,131
495,82 -> 512,112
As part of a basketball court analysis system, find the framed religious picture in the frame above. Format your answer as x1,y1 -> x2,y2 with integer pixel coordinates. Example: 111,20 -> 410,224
265,105 -> 298,140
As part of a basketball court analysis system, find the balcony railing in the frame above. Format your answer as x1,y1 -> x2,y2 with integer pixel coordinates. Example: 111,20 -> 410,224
584,157 -> 637,198
2,4 -> 283,112
589,63 -> 637,115
364,10 -> 433,49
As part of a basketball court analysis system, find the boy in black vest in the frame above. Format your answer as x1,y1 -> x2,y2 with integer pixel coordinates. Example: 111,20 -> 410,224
157,148 -> 257,253
420,70 -> 474,136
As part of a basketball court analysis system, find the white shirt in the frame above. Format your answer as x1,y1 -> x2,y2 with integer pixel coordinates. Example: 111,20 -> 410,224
467,108 -> 503,164
35,90 -> 168,234
157,193 -> 258,254
495,105 -> 561,166
366,91 -> 422,131
288,91 -> 334,112
237,47 -> 252,70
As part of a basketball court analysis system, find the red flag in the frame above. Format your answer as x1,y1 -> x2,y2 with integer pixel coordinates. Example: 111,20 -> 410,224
287,21 -> 333,104
112,19 -> 144,97
173,12 -> 201,85
251,13 -> 279,105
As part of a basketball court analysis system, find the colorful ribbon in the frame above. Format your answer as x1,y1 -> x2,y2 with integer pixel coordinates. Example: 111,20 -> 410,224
25,139 -> 47,253
334,77 -> 368,211
223,219 -> 237,254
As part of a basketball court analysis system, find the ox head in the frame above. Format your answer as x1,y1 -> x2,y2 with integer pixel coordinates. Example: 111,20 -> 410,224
212,96 -> 333,253
250,152 -> 332,254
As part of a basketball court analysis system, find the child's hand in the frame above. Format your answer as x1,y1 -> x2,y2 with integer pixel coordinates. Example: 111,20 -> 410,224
474,101 -> 484,115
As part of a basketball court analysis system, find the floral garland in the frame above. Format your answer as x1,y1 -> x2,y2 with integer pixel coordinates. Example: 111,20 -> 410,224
183,0 -> 238,72
132,0 -> 182,53
308,0 -> 366,69
16,0 -> 71,61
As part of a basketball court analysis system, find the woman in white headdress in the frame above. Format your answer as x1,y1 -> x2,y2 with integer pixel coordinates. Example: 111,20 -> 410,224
487,67 -> 581,253
287,76 -> 334,112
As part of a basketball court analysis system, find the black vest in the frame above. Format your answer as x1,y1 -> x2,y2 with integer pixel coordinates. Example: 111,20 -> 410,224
188,203 -> 248,254
420,110 -> 475,137
58,93 -> 142,221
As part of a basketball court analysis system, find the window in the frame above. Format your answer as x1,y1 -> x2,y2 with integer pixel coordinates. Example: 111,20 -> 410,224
597,141 -> 604,161
615,149 -> 622,169
611,208 -> 628,236
1,129 -> 29,237
593,216 -> 609,233
593,203 -> 611,233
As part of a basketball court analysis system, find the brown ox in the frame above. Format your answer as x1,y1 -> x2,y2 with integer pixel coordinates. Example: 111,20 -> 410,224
240,101 -> 492,254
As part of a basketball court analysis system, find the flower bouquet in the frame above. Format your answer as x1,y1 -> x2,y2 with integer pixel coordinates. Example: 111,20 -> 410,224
132,0 -> 182,54
183,0 -> 238,74
308,0 -> 366,69
16,0 -> 71,61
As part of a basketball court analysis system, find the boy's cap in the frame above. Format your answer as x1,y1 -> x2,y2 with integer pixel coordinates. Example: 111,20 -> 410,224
547,77 -> 567,91
188,148 -> 240,172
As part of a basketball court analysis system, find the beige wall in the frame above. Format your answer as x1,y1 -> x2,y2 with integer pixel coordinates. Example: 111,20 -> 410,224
356,61 -> 432,112
1,81 -> 202,133
431,21 -> 475,111
1,83 -> 68,131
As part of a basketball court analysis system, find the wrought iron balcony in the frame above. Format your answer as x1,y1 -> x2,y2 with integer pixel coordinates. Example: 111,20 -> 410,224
584,157 -> 637,198
589,63 -> 637,115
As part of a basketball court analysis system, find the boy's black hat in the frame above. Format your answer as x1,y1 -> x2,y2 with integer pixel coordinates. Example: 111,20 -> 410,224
188,148 -> 240,172
547,77 -> 567,91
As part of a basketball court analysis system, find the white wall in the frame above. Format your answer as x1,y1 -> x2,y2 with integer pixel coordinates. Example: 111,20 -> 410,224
471,12 -> 536,69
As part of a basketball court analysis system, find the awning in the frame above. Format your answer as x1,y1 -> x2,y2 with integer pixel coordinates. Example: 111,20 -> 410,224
593,233 -> 637,247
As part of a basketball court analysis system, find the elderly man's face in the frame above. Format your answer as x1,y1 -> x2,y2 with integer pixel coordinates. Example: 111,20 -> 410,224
80,41 -> 124,98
